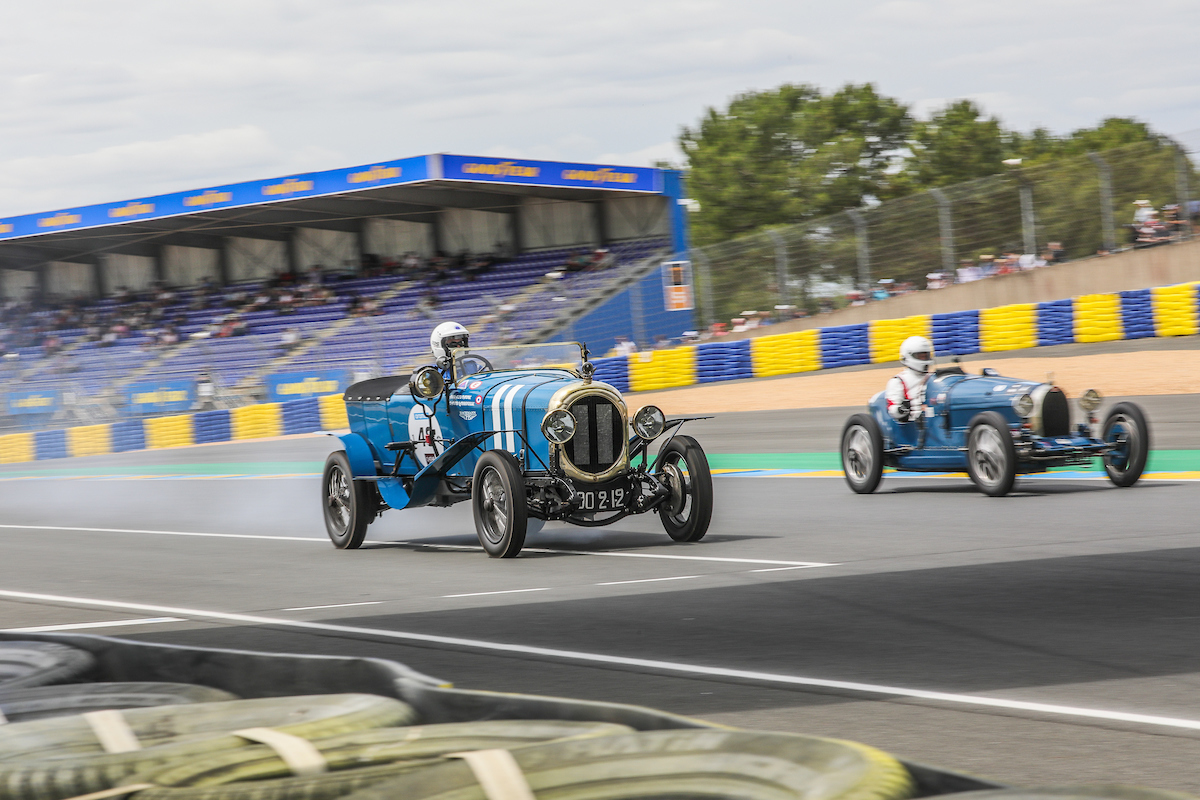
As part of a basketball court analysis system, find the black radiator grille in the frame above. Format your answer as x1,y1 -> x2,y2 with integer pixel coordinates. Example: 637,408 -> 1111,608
563,395 -> 624,474
1042,388 -> 1070,436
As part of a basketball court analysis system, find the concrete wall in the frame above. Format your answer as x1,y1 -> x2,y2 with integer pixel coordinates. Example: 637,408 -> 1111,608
727,238 -> 1200,340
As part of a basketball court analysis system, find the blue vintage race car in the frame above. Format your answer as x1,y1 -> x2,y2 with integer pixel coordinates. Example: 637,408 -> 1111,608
323,342 -> 712,557
840,365 -> 1150,496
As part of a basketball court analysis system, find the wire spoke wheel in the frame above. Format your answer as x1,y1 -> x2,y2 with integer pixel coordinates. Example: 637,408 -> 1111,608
840,414 -> 883,494
655,435 -> 712,542
965,412 -> 1017,497
321,451 -> 374,549
1101,402 -> 1150,487
471,450 -> 528,558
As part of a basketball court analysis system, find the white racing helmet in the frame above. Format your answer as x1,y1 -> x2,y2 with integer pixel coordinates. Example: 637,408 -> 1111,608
900,335 -> 935,373
430,321 -> 469,362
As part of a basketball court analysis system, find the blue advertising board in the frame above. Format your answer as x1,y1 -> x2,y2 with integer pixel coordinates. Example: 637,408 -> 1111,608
0,155 -> 432,242
439,155 -> 660,193
6,389 -> 60,415
126,380 -> 195,415
265,370 -> 350,403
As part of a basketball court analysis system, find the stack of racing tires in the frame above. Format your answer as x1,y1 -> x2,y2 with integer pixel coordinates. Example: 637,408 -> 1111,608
0,638 -> 1192,800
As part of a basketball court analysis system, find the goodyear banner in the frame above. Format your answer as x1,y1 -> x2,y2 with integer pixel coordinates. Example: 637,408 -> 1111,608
126,380 -> 195,415
440,155 -> 660,193
265,370 -> 349,402
0,155 -> 430,241
6,389 -> 60,415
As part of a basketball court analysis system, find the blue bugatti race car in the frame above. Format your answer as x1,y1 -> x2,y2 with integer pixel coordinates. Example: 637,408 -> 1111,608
840,364 -> 1150,496
323,342 -> 712,557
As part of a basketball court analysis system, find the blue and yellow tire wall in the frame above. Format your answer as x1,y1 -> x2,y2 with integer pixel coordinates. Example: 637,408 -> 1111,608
590,280 -> 1200,394
3,280 -> 1196,463
0,394 -> 350,464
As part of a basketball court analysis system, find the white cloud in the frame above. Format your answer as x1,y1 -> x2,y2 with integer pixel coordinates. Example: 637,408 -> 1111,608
0,0 -> 1196,217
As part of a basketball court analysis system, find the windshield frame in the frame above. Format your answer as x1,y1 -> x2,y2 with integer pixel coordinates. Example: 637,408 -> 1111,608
448,342 -> 588,382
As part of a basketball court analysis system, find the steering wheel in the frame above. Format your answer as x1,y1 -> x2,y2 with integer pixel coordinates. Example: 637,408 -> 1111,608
455,354 -> 494,377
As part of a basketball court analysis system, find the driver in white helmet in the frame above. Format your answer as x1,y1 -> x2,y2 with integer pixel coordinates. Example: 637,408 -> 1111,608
886,335 -> 935,422
430,321 -> 469,369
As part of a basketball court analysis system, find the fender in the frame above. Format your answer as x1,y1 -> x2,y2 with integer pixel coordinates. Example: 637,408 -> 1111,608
336,432 -> 377,478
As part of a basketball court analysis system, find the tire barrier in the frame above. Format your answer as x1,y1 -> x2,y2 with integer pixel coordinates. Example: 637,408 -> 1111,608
340,729 -> 915,800
931,310 -> 980,356
0,683 -> 239,723
750,330 -> 818,378
589,356 -> 629,393
1036,300 -> 1075,347
821,324 -> 871,369
0,694 -> 416,800
0,642 -> 95,691
4,282 -> 1198,465
869,315 -> 931,364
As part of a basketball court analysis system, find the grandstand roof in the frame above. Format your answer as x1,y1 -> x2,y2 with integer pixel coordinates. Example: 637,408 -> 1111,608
0,154 -> 675,269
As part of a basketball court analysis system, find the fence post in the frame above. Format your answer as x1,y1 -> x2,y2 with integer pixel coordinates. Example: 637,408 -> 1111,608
1018,177 -> 1037,255
764,229 -> 790,307
1087,152 -> 1117,253
845,209 -> 872,289
690,248 -> 715,330
1175,143 -> 1193,240
928,188 -> 956,273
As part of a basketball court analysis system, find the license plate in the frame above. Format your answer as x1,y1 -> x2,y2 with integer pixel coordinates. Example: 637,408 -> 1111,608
575,478 -> 631,512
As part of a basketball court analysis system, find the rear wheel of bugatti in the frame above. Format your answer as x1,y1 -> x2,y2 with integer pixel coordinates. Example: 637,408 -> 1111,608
322,451 -> 376,549
472,450 -> 528,558
966,412 -> 1017,497
1102,402 -> 1150,487
656,435 -> 713,542
841,413 -> 884,494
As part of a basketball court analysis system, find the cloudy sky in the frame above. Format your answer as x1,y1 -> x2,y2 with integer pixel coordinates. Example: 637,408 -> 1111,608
2,0 -> 1197,216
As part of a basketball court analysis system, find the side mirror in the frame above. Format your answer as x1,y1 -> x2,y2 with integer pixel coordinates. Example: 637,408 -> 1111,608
410,365 -> 445,400
982,367 -> 1000,377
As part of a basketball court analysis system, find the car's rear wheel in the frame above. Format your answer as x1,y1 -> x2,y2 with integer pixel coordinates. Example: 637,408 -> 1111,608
322,451 -> 375,549
966,412 -> 1017,497
472,450 -> 528,558
656,435 -> 713,542
1102,402 -> 1150,487
841,414 -> 884,494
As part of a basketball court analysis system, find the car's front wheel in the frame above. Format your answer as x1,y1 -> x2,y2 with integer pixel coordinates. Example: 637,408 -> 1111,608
1102,402 -> 1150,487
656,435 -> 713,542
966,412 -> 1017,497
471,450 -> 529,558
841,414 -> 884,494
322,451 -> 376,549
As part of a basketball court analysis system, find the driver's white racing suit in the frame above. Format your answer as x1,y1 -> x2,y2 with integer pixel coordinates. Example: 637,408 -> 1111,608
886,368 -> 930,422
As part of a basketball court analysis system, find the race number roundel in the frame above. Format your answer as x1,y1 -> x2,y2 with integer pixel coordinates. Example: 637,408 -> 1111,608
408,404 -> 442,466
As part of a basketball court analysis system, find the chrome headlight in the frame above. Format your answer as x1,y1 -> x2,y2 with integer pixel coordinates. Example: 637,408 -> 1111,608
1012,393 -> 1035,418
1079,388 -> 1102,412
632,405 -> 666,440
410,365 -> 445,400
541,409 -> 576,444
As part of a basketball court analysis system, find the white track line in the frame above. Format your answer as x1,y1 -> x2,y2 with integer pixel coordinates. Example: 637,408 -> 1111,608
442,588 -> 551,599
0,524 -> 323,542
3,617 -> 183,633
596,575 -> 701,586
282,602 -> 384,611
394,541 -> 834,569
0,587 -> 1197,731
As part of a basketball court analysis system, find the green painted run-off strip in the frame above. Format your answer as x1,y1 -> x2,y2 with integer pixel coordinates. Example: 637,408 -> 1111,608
709,450 -> 1200,473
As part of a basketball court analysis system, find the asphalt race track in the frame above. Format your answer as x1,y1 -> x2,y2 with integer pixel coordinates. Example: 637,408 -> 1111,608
2,397 -> 1200,790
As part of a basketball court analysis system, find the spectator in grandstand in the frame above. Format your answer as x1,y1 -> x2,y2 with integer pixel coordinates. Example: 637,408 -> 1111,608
280,326 -> 302,352
613,336 -> 638,356
565,250 -> 592,273
415,288 -> 439,319
196,371 -> 216,411
346,293 -> 363,317
275,288 -> 296,315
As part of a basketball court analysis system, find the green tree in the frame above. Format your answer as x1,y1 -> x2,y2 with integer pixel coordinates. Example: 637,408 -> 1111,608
680,83 -> 910,246
901,100 -> 1007,188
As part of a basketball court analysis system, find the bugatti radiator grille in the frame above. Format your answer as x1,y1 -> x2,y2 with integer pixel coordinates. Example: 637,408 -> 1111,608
1042,388 -> 1070,436
564,395 -> 624,475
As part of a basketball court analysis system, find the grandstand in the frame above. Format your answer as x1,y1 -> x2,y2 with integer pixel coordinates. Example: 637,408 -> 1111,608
0,154 -> 694,428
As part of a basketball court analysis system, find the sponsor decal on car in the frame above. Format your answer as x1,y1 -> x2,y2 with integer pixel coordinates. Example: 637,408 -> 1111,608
459,410 -> 478,421
475,395 -> 483,405
469,381 -> 483,389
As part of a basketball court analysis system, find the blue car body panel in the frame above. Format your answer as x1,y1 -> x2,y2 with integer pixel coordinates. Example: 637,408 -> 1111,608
869,369 -> 1106,473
